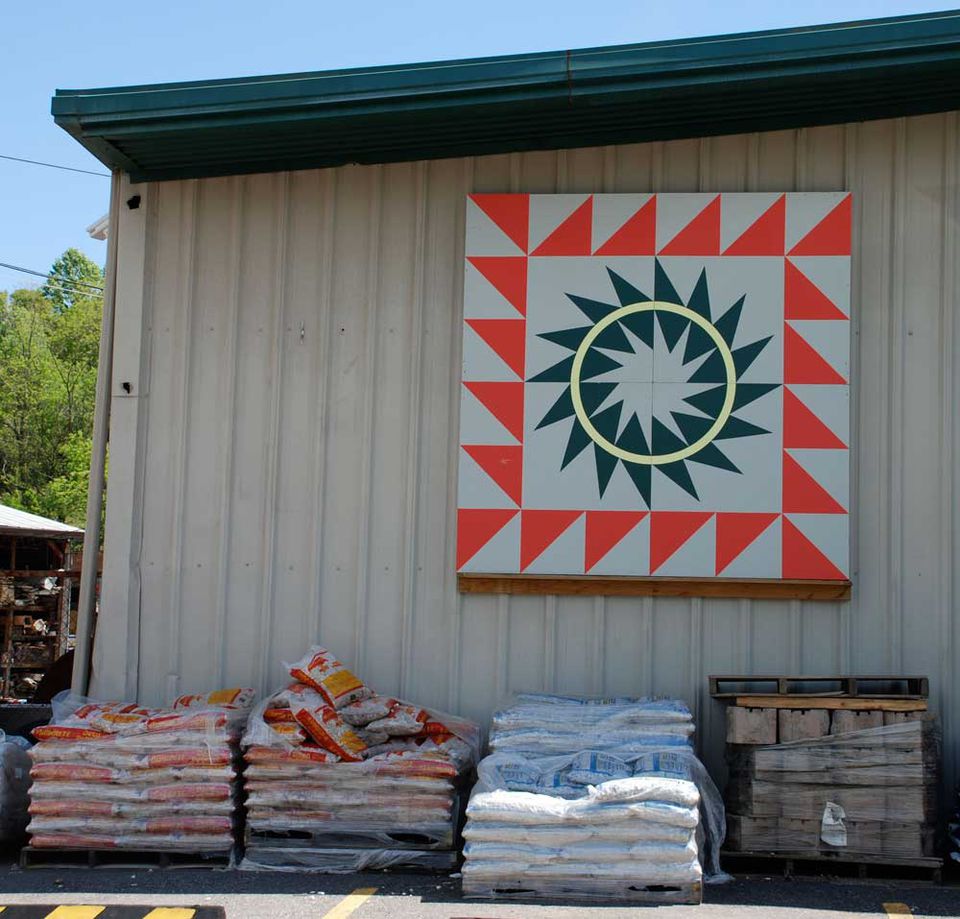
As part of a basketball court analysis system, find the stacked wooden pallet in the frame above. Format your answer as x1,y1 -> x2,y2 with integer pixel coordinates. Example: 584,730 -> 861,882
711,675 -> 940,874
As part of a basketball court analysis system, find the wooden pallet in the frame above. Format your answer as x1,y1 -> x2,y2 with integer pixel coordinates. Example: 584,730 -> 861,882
710,675 -> 929,700
241,844 -> 458,872
461,878 -> 702,905
721,850 -> 943,883
245,824 -> 454,850
19,845 -> 234,870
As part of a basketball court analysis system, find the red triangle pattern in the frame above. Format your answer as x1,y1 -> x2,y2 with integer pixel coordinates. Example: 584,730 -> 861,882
584,511 -> 647,572
715,513 -> 778,575
467,256 -> 528,316
469,194 -> 529,253
464,381 -> 524,442
659,196 -> 721,256
784,325 -> 846,385
462,444 -> 523,506
521,510 -> 583,570
789,195 -> 852,256
723,195 -> 785,256
594,197 -> 657,256
457,508 -> 519,569
532,197 -> 593,256
783,389 -> 846,449
649,511 -> 713,573
785,261 -> 847,320
782,453 -> 845,514
781,517 -> 846,580
465,319 -> 525,379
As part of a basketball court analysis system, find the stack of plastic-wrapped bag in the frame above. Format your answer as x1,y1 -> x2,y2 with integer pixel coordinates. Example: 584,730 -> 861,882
240,647 -> 479,871
0,732 -> 32,843
461,694 -> 726,903
26,688 -> 254,855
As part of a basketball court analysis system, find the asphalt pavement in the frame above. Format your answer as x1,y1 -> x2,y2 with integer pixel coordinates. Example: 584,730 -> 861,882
0,865 -> 957,919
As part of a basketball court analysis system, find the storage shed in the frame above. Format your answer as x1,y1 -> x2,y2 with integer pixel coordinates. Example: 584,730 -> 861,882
53,10 -> 960,788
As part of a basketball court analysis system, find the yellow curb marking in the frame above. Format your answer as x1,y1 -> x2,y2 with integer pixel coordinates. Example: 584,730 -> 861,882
883,905 -> 912,916
322,887 -> 379,919
43,909 -> 106,919
143,910 -> 198,918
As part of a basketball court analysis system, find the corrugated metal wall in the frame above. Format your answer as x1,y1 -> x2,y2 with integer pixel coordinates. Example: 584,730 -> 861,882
96,113 -> 960,787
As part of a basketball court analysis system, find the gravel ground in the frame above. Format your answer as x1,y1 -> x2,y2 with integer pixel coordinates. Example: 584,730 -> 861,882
0,865 -> 956,918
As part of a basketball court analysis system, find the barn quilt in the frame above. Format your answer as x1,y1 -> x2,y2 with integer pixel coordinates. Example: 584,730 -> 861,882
456,193 -> 851,580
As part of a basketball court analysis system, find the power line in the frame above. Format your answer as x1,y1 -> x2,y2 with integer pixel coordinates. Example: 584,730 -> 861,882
0,261 -> 103,293
0,153 -> 109,178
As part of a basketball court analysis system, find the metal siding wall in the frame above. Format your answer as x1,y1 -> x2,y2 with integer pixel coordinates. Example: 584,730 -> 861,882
97,114 -> 960,789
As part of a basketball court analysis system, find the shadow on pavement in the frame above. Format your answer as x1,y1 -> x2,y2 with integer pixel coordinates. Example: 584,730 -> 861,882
0,863 -> 958,915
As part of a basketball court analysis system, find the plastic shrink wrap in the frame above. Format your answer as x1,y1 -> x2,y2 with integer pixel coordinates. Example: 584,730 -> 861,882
240,646 -> 479,872
0,733 -> 31,842
26,687 -> 254,854
462,694 -> 726,902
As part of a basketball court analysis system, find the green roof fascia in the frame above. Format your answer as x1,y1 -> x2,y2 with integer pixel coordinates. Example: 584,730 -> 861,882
53,9 -> 960,182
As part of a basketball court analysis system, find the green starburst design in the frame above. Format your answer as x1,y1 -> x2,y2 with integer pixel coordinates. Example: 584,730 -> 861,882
530,259 -> 778,506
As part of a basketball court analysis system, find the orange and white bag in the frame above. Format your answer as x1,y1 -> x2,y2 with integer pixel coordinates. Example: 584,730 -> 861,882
173,688 -> 255,710
292,705 -> 367,762
285,647 -> 372,709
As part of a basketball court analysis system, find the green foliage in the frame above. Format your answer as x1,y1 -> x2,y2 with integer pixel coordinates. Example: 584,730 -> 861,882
0,251 -> 103,528
40,248 -> 104,313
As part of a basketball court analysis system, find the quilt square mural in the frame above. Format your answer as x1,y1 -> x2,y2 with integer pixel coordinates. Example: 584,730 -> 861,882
456,193 -> 851,580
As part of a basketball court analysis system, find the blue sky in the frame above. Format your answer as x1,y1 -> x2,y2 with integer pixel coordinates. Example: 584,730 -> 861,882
1,0 -> 954,291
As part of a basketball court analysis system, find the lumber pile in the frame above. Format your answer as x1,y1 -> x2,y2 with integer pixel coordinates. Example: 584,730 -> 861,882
723,701 -> 938,860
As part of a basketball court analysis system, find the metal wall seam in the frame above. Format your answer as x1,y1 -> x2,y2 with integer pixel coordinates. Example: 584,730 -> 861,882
165,179 -> 199,702
127,181 -> 154,702
399,162 -> 428,700
841,120 -> 858,672
542,595 -> 557,691
212,175 -> 244,688
255,173 -> 291,689
445,157 -> 474,713
935,110 -> 958,789
308,169 -> 339,648
591,596 -> 605,695
352,168 -> 383,676
889,118 -> 908,674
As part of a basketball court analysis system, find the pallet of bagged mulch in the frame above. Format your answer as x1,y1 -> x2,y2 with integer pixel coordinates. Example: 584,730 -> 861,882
23,687 -> 254,867
238,646 -> 479,873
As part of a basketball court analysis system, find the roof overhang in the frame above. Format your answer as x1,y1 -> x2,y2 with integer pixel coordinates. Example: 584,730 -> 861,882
53,10 -> 960,183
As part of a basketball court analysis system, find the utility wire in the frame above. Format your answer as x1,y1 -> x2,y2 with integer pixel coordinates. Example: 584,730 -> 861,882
0,261 -> 104,292
0,153 -> 109,178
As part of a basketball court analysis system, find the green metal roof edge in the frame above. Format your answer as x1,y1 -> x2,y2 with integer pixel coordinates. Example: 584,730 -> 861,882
53,9 -> 960,181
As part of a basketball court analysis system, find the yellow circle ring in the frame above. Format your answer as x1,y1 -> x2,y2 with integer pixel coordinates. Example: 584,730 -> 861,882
570,301 -> 736,466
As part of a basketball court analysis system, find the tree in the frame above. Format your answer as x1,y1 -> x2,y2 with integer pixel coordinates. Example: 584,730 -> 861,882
0,249 -> 103,526
40,248 -> 104,313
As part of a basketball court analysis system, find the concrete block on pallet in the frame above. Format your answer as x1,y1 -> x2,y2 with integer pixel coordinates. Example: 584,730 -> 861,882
883,710 -> 924,726
831,710 -> 883,734
778,708 -> 830,743
726,706 -> 776,745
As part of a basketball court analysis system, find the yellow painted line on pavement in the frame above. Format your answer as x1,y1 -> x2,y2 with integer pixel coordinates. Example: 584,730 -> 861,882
883,905 -> 912,916
322,887 -> 378,919
42,909 -> 106,919
142,910 -> 198,918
